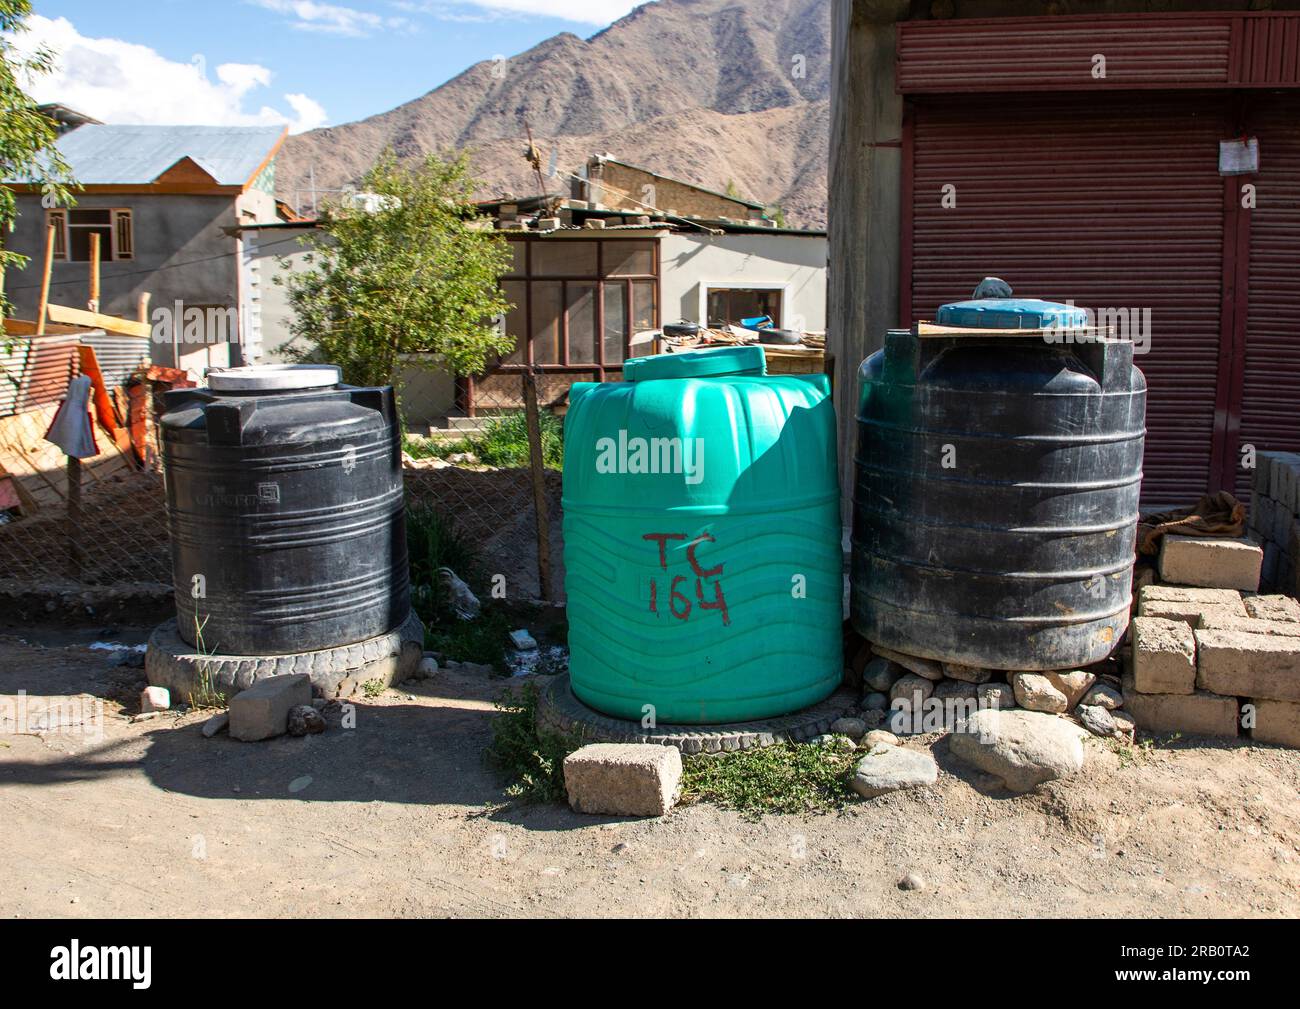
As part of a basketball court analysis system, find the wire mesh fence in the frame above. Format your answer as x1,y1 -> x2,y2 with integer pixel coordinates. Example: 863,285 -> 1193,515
0,366 -> 565,604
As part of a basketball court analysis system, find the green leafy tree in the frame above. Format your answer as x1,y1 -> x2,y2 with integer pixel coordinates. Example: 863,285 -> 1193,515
1,0 -> 75,322
280,149 -> 515,393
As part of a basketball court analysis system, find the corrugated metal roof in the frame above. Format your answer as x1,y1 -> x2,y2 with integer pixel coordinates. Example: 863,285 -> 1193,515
7,124 -> 285,186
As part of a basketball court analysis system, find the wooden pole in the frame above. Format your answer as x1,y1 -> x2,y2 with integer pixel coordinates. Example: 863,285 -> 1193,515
522,368 -> 552,601
137,291 -> 152,324
88,232 -> 100,312
65,456 -> 83,579
35,224 -> 55,335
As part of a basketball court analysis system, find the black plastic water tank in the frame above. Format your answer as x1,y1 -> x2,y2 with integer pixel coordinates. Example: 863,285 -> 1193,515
850,314 -> 1147,671
160,364 -> 409,656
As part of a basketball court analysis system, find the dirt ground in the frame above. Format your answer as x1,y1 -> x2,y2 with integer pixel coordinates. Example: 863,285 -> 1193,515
1,629 -> 1298,919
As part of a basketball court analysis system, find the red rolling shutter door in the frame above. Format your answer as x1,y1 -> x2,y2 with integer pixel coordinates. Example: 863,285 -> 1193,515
907,94 -> 1231,507
1235,95 -> 1300,496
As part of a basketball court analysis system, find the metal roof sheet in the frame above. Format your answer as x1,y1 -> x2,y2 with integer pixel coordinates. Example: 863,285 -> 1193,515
7,124 -> 285,186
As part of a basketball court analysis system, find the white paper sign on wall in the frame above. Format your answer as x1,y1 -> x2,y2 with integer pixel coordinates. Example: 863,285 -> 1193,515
1219,138 -> 1260,176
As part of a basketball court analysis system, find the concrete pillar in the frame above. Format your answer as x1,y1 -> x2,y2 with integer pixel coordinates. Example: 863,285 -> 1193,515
828,0 -> 906,518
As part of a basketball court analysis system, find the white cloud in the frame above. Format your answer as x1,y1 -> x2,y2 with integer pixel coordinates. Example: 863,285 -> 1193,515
397,1 -> 639,26
11,15 -> 329,133
250,0 -> 412,36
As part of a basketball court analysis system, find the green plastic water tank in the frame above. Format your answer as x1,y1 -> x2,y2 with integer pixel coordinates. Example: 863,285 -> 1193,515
562,346 -> 842,724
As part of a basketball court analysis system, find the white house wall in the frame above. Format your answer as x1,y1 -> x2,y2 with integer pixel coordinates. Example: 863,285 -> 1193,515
659,232 -> 827,332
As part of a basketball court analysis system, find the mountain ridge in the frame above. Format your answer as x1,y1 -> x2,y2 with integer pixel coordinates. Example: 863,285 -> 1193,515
275,0 -> 831,227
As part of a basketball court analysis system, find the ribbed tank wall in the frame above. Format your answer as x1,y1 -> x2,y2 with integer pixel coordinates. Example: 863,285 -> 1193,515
563,359 -> 843,724
160,384 -> 409,656
850,332 -> 1146,670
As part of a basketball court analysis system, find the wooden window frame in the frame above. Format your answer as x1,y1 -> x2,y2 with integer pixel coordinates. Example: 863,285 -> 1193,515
47,207 -> 134,262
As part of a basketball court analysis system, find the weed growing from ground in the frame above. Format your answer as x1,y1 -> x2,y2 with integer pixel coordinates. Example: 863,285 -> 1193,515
487,682 -> 583,803
680,742 -> 858,819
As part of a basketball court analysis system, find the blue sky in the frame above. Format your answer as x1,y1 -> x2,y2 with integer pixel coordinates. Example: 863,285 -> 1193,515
14,1 -> 638,132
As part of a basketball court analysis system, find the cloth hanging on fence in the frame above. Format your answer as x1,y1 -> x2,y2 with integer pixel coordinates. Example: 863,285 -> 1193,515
1136,491 -> 1247,556
44,375 -> 99,459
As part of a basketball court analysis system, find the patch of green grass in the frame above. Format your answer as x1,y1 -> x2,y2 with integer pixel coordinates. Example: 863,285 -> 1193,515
362,679 -> 385,699
425,601 -> 511,672
680,742 -> 859,819
473,411 -> 564,469
402,413 -> 563,470
403,433 -> 473,461
406,503 -> 481,619
487,682 -> 583,803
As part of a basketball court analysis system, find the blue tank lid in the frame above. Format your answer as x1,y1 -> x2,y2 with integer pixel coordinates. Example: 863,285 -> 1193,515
936,297 -> 1089,330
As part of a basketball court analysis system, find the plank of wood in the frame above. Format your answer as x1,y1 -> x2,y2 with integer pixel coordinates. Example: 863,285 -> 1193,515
88,232 -> 101,312
2,319 -> 89,336
36,225 -> 56,336
916,321 -> 1118,340
45,303 -> 151,339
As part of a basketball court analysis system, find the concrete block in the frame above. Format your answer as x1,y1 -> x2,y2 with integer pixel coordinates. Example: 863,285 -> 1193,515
1261,541 -> 1281,589
229,673 -> 312,742
1254,494 -> 1276,541
1252,456 -> 1272,495
1138,599 -> 1247,627
1268,452 -> 1300,508
1195,629 -> 1300,702
1275,500 -> 1296,548
1197,613 -> 1300,637
563,743 -> 682,817
1158,535 -> 1262,592
1138,585 -> 1244,608
1243,594 -> 1300,623
1249,699 -> 1300,748
1122,674 -> 1239,737
140,685 -> 171,712
1131,616 -> 1196,695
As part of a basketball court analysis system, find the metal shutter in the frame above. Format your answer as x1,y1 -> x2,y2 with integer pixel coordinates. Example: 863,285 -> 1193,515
1235,94 -> 1300,496
907,93 -> 1231,507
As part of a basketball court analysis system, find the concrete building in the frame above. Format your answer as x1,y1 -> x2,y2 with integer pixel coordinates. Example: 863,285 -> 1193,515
576,155 -> 769,223
247,177 -> 827,430
830,1 -> 1300,508
4,123 -> 289,377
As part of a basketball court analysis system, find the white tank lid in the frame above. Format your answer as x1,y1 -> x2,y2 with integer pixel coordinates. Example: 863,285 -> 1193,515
207,364 -> 342,392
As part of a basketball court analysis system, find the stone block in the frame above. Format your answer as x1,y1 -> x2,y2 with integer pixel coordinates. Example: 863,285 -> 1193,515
1196,613 -> 1300,637
563,743 -> 682,817
1131,616 -> 1196,695
1158,535 -> 1262,592
1243,594 -> 1300,623
1122,675 -> 1239,737
229,673 -> 312,742
1249,699 -> 1300,749
1195,629 -> 1300,702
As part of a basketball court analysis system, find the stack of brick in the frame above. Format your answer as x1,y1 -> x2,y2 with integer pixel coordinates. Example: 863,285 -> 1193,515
1124,586 -> 1300,747
1249,451 -> 1300,595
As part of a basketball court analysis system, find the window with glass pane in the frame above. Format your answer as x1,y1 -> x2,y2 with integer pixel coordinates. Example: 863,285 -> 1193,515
501,280 -> 526,364
533,240 -> 597,276
631,280 -> 656,334
603,282 -> 627,365
604,240 -> 654,277
706,287 -> 783,328
568,283 -> 597,364
531,282 -> 563,364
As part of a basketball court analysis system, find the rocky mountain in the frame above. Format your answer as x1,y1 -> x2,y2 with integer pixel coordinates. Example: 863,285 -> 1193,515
276,0 -> 831,227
